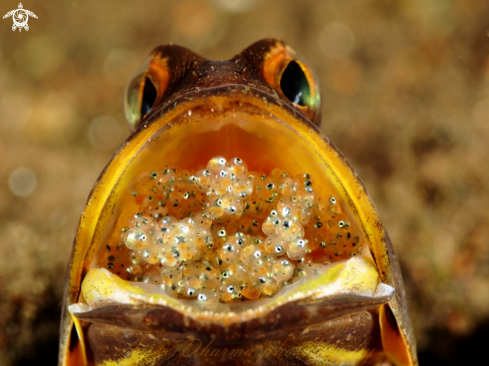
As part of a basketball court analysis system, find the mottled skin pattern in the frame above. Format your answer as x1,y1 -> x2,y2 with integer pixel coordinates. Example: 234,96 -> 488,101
59,39 -> 417,366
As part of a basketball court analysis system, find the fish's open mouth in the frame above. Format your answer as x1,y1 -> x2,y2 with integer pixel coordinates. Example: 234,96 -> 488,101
69,89 -> 394,338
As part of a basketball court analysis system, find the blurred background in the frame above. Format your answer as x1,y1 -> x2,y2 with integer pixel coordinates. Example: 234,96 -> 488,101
0,0 -> 488,364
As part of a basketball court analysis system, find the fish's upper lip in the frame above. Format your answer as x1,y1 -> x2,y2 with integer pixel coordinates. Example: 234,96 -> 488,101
139,83 -> 319,135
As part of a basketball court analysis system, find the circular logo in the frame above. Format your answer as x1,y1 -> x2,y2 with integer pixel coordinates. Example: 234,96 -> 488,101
12,9 -> 28,28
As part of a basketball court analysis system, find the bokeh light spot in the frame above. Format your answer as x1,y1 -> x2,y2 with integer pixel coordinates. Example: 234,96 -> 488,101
211,0 -> 257,13
318,23 -> 355,58
8,167 -> 37,197
0,95 -> 31,130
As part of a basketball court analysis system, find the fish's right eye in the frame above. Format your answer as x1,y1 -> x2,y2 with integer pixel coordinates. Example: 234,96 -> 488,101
124,57 -> 169,131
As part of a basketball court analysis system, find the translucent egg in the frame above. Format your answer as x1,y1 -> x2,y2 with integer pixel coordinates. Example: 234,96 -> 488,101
218,279 -> 243,302
240,243 -> 266,269
216,241 -> 241,266
196,288 -> 219,307
143,270 -> 162,285
225,262 -> 249,283
177,240 -> 200,262
250,262 -> 282,296
262,282 -> 282,296
272,259 -> 294,282
242,285 -> 261,300
191,212 -> 212,228
232,174 -> 253,197
301,173 -> 315,190
264,234 -> 288,256
194,169 -> 212,192
270,168 -> 287,183
127,264 -> 142,277
287,238 -> 308,260
297,188 -> 316,209
158,229 -> 181,248
203,200 -> 225,220
256,176 -> 280,203
199,264 -> 221,289
176,169 -> 193,188
124,227 -> 153,251
179,264 -> 203,297
174,221 -> 194,236
159,246 -> 182,267
161,266 -> 182,288
190,226 -> 214,250
142,246 -> 160,264
206,156 -> 228,176
226,232 -> 251,248
280,176 -> 300,196
227,157 -> 248,177
277,197 -> 298,218
210,169 -> 232,196
154,216 -> 178,244
229,198 -> 244,215
160,168 -> 176,186
293,207 -> 312,225
242,193 -> 266,217
129,250 -> 143,265
277,219 -> 304,241
211,225 -> 229,250
326,202 -> 337,215
249,261 -> 273,284
217,194 -> 243,215
262,214 -> 281,236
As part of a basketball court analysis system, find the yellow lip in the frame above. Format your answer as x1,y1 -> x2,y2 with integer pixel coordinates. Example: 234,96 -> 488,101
75,256 -> 390,325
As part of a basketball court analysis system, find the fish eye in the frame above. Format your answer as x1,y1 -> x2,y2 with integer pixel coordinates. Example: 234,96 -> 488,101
260,42 -> 321,126
280,60 -> 311,107
124,56 -> 169,131
277,58 -> 321,125
140,76 -> 157,118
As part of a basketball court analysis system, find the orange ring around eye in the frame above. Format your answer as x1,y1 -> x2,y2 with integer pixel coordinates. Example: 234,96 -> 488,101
262,43 -> 291,90
148,56 -> 171,97
138,57 -> 171,119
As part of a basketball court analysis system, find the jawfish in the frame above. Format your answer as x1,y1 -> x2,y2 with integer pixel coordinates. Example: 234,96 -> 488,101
59,39 -> 418,366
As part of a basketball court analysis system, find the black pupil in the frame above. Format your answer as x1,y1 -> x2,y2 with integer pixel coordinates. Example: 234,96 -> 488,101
280,61 -> 310,107
141,76 -> 157,118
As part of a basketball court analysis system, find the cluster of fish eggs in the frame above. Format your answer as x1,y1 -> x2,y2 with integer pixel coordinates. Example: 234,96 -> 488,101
120,156 -> 355,304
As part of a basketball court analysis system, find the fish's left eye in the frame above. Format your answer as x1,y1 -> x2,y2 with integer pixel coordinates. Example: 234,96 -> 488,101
280,60 -> 311,107
261,43 -> 321,126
